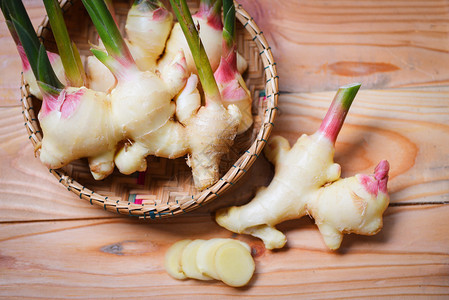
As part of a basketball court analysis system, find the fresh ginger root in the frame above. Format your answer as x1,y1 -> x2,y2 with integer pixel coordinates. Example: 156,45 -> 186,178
107,51 -> 189,175
83,0 -> 191,176
4,0 -> 119,180
169,0 -> 241,190
125,0 -> 174,72
159,0 -> 248,75
216,83 -> 390,250
87,0 -> 174,93
184,99 -> 241,189
174,73 -> 241,190
38,85 -> 120,179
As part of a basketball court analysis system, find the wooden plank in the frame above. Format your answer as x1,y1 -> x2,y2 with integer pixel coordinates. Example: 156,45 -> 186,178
0,1 -> 447,298
0,205 -> 448,298
237,0 -> 449,93
0,27 -> 24,107
0,107 -> 114,221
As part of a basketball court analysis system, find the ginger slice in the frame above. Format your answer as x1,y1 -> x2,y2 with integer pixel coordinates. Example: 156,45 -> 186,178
196,238 -> 229,279
214,240 -> 255,287
181,239 -> 213,281
197,238 -> 252,280
164,239 -> 192,280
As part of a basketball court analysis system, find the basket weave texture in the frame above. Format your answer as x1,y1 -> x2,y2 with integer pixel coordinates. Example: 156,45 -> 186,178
21,0 -> 279,219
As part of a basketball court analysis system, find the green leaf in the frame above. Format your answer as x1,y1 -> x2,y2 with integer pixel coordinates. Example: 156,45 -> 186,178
91,48 -> 116,72
11,17 -> 40,78
211,0 -> 223,16
81,0 -> 134,67
43,0 -> 86,87
0,1 -> 11,22
71,42 -> 87,86
169,0 -> 220,100
6,0 -> 64,91
3,0 -> 39,48
0,0 -> 19,43
222,0 -> 235,56
37,44 -> 64,89
3,0 -> 41,61
37,81 -> 63,98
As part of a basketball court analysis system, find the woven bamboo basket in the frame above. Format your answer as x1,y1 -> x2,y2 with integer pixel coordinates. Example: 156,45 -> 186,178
21,0 -> 278,219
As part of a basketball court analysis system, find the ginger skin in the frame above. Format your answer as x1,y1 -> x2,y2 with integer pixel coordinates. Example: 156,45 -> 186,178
216,84 -> 390,250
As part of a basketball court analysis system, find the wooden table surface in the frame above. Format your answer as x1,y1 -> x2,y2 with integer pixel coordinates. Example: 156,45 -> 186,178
1,0 -> 448,298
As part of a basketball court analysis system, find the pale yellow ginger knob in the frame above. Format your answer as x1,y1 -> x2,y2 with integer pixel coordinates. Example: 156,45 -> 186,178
216,83 -> 390,250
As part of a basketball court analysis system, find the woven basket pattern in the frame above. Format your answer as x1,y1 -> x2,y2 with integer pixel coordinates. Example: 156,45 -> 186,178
21,0 -> 278,219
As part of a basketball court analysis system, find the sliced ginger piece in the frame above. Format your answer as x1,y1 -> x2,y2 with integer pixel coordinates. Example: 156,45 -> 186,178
196,238 -> 229,279
181,239 -> 213,281
197,238 -> 252,280
214,240 -> 255,287
164,239 -> 192,280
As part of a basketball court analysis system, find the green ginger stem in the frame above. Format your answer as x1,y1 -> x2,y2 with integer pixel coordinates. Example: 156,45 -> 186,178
43,0 -> 86,87
37,45 -> 63,97
5,0 -> 63,90
81,0 -> 135,69
2,0 -> 39,78
318,83 -> 361,144
0,0 -> 20,45
169,0 -> 221,104
221,0 -> 236,69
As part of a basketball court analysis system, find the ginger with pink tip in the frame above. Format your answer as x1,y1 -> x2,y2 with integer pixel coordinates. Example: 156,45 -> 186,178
216,83 -> 390,250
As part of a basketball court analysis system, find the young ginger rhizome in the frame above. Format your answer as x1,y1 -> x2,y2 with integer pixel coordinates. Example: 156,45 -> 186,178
216,84 -> 390,250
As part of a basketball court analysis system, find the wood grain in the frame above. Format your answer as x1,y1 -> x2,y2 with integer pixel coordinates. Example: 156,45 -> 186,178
237,0 -> 449,93
0,107 -> 113,221
0,0 -> 448,298
0,1 -> 46,107
272,88 -> 449,205
1,205 -> 448,298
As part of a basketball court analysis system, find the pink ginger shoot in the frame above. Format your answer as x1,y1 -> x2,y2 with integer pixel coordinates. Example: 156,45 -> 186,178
39,85 -> 84,119
358,160 -> 390,196
195,0 -> 223,30
216,83 -> 391,250
214,0 -> 253,133
318,83 -> 361,144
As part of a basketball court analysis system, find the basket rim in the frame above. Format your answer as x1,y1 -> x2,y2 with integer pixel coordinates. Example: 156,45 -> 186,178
20,0 -> 279,219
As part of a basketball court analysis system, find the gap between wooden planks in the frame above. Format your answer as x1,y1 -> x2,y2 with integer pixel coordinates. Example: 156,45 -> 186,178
0,205 -> 448,298
0,1 -> 447,297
